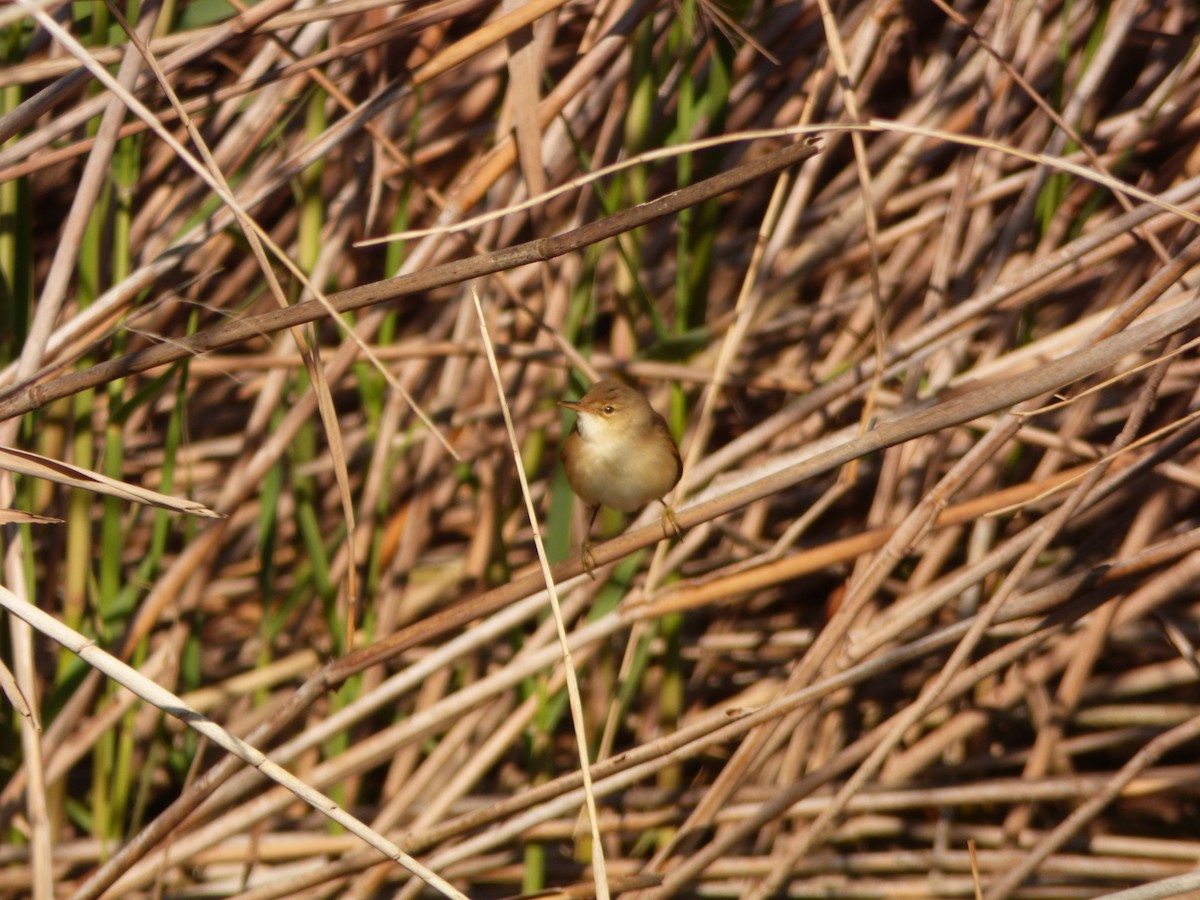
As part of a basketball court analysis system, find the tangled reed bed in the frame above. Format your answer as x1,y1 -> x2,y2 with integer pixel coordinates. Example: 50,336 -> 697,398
2,0 -> 1200,897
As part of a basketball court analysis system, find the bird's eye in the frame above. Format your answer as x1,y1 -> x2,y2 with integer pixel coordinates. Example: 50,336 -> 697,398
603,405 -> 615,414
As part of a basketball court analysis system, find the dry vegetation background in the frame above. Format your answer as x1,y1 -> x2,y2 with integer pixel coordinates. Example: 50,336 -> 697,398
2,0 -> 1200,897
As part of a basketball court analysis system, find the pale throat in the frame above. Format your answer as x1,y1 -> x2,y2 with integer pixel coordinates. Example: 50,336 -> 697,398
574,411 -> 622,446
574,412 -> 641,470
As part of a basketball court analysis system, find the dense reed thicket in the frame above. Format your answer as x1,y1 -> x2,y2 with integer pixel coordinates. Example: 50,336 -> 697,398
2,0 -> 1200,897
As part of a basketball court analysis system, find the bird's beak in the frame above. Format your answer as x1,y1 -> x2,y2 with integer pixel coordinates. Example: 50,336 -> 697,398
558,400 -> 586,413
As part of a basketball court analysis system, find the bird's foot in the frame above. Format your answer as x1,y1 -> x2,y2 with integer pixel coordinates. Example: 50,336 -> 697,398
661,502 -> 682,539
581,541 -> 597,580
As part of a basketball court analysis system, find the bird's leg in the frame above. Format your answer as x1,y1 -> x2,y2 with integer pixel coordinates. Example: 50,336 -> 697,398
580,504 -> 600,579
660,501 -> 682,539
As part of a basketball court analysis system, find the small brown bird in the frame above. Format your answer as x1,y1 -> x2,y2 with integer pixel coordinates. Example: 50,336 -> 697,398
559,380 -> 683,576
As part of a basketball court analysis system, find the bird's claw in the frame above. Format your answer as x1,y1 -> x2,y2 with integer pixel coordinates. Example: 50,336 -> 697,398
581,542 -> 597,580
661,503 -> 682,539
